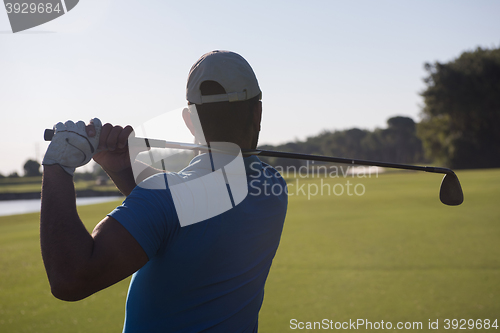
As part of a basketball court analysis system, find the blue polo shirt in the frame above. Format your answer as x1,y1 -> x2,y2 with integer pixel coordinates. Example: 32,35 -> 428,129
109,155 -> 288,333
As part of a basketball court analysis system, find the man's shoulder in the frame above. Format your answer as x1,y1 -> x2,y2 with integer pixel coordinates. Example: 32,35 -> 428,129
249,160 -> 287,184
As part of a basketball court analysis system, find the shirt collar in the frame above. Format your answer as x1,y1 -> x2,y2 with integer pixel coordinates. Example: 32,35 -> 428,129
184,153 -> 261,175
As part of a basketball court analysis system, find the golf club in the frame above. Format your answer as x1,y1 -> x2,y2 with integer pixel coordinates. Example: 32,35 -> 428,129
44,129 -> 464,206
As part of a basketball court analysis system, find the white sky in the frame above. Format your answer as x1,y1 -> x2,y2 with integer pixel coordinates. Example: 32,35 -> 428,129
1,0 -> 499,175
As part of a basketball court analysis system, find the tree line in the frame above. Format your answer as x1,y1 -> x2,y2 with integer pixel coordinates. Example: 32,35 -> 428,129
0,160 -> 107,181
258,115 -> 426,168
0,160 -> 42,179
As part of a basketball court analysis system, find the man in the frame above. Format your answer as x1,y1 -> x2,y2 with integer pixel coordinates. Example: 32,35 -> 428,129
41,50 -> 288,332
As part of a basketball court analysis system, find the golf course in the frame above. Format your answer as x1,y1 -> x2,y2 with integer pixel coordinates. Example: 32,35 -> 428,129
0,168 -> 499,332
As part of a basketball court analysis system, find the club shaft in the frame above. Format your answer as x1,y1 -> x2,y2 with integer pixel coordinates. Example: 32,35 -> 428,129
44,129 -> 455,175
246,149 -> 453,175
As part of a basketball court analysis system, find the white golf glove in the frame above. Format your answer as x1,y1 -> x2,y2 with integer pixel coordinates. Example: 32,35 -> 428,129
42,118 -> 102,176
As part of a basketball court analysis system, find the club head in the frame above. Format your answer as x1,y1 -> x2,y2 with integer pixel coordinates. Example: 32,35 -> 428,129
439,173 -> 464,206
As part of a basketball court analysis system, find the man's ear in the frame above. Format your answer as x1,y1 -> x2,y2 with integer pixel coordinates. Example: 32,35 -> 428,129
253,101 -> 262,132
182,108 -> 196,136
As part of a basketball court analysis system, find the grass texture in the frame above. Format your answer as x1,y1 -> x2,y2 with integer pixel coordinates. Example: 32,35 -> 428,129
0,169 -> 499,332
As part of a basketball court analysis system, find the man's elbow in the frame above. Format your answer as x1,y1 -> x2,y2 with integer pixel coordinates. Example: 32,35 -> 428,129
49,277 -> 93,301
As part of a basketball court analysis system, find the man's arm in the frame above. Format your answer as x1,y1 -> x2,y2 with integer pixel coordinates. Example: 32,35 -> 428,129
40,122 -> 160,301
41,164 -> 149,301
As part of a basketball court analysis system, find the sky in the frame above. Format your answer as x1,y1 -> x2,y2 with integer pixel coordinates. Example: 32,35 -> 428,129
1,0 -> 499,175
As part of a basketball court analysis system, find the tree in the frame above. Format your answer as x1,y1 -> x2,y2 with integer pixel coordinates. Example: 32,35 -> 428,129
23,159 -> 41,177
379,116 -> 424,164
418,47 -> 500,169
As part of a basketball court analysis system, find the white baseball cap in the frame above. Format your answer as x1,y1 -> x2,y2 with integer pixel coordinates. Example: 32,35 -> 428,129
186,50 -> 261,105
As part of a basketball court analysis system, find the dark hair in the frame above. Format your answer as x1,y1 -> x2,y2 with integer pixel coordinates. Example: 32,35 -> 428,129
195,81 -> 261,144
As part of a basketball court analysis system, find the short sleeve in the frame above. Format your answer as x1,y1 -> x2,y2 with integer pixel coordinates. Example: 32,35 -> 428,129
108,178 -> 178,259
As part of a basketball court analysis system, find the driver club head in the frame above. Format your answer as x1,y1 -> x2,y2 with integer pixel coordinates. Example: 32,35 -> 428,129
439,173 -> 464,206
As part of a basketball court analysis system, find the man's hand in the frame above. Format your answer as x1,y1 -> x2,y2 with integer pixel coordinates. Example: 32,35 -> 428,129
90,123 -> 135,174
86,122 -> 157,196
42,118 -> 102,176
86,121 -> 164,196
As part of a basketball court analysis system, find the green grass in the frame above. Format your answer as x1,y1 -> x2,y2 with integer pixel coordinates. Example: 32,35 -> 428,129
260,168 -> 500,332
0,176 -> 42,184
0,169 -> 499,332
0,201 -> 128,333
0,176 -> 119,193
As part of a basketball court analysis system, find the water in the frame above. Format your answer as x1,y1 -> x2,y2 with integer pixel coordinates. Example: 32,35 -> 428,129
0,196 -> 123,217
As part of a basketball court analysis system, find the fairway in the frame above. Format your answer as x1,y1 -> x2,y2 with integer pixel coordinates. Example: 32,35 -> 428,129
1,169 -> 499,332
260,168 -> 500,332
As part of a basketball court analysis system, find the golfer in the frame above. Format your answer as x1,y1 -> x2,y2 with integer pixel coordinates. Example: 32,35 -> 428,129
40,51 -> 288,332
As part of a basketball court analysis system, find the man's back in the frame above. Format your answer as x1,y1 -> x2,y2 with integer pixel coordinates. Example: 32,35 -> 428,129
109,155 -> 287,332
